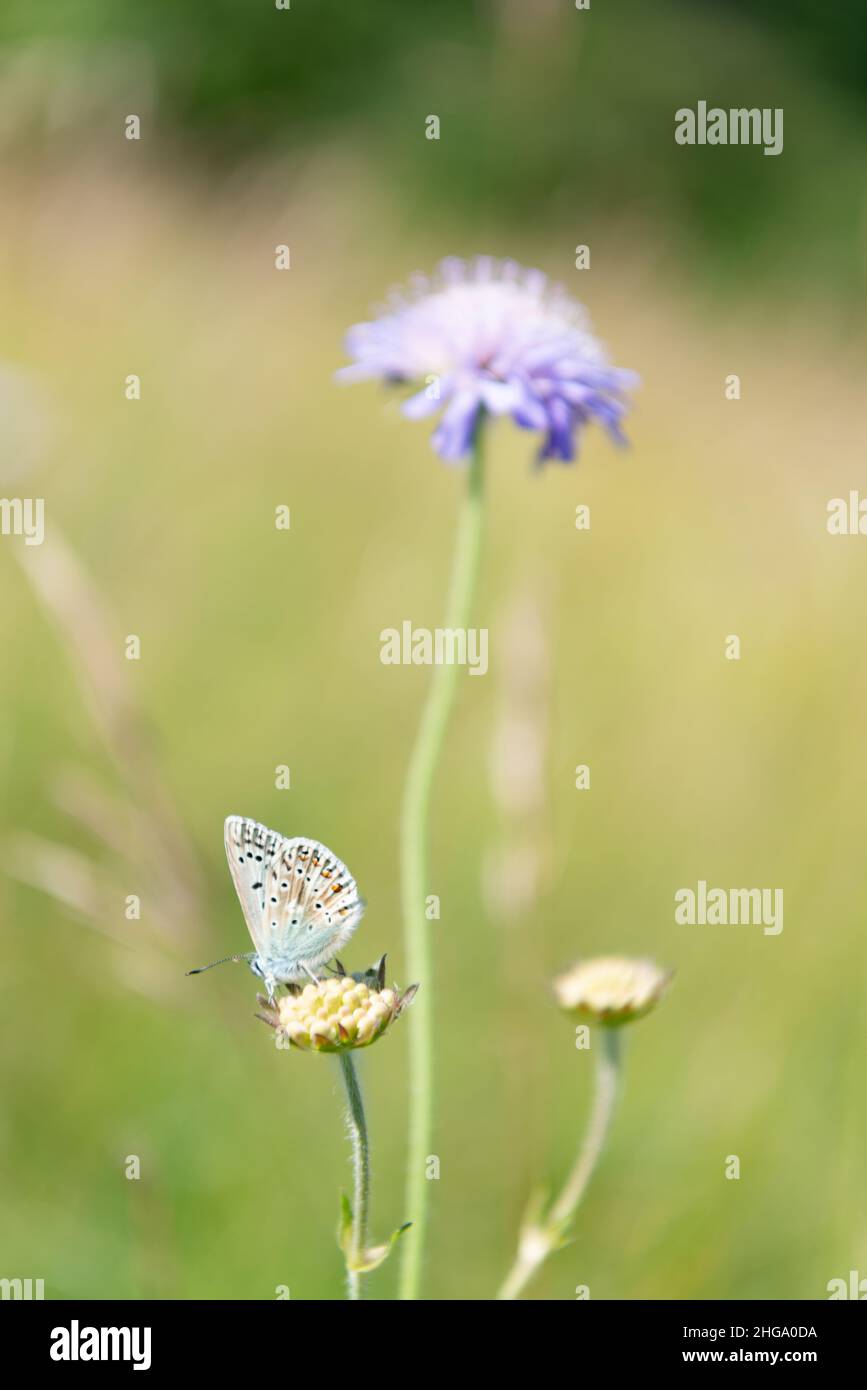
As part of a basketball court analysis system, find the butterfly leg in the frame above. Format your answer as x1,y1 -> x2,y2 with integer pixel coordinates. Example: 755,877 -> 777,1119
300,962 -> 321,987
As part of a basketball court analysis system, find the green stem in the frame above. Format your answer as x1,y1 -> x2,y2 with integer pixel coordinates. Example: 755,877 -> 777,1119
497,1027 -> 622,1300
339,1052 -> 371,1301
398,431 -> 486,1301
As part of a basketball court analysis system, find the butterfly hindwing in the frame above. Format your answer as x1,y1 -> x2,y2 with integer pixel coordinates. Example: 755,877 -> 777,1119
262,837 -> 365,977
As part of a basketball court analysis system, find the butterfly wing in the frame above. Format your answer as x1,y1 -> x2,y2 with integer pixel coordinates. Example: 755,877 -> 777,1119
224,815 -> 287,960
261,836 -> 365,980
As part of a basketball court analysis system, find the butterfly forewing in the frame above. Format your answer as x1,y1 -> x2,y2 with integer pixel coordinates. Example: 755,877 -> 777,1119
224,815 -> 287,960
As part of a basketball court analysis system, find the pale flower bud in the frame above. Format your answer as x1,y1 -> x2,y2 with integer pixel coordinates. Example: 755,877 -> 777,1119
553,955 -> 672,1026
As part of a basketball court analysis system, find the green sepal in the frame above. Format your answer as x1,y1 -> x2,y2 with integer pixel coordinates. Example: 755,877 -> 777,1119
345,1221 -> 412,1274
337,1192 -> 354,1256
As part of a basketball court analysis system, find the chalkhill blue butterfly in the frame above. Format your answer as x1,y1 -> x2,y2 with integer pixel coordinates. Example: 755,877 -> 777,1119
188,816 -> 365,998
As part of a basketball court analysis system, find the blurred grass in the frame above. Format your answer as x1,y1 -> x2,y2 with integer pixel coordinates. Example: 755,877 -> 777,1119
2,1 -> 867,308
1,150 -> 866,1299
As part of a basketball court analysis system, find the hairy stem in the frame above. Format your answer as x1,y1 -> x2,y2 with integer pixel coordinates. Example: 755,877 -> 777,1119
498,1027 -> 622,1300
339,1052 -> 371,1300
398,432 -> 486,1301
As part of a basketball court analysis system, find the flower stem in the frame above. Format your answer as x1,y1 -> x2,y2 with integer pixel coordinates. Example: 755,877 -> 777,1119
398,430 -> 486,1301
339,1052 -> 371,1300
498,1027 -> 622,1300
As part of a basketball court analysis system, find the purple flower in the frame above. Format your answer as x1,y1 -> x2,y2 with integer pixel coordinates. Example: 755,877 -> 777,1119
337,256 -> 638,464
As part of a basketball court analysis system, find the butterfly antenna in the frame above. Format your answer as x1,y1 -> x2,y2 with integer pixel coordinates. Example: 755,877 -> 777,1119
186,953 -> 252,976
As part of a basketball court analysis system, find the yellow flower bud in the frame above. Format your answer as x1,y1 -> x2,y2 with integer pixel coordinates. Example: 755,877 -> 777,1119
257,969 -> 419,1053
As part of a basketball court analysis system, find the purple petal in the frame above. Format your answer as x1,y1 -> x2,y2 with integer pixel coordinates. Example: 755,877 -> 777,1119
478,378 -> 524,415
431,389 -> 483,461
402,375 -> 456,420
538,398 -> 577,463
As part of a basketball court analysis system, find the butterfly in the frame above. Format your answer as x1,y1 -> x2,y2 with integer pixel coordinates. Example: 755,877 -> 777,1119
188,816 -> 365,999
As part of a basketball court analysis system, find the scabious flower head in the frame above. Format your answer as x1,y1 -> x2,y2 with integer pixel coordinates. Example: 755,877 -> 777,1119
553,955 -> 672,1026
258,974 -> 417,1053
337,256 -> 637,465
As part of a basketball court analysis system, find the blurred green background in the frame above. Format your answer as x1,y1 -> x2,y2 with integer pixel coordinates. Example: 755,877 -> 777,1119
1,1 -> 866,1300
